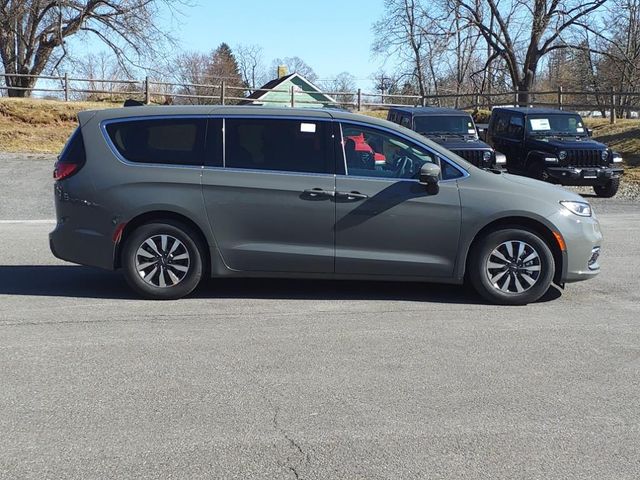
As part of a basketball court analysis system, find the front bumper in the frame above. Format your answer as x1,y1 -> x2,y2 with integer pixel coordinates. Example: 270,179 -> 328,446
547,166 -> 623,185
547,209 -> 603,283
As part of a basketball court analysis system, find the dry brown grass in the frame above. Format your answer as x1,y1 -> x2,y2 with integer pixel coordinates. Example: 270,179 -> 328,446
361,110 -> 388,120
583,119 -> 640,183
0,98 -> 118,153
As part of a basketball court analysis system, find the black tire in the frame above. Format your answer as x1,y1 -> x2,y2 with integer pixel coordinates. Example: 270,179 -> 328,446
526,160 -> 548,182
593,178 -> 620,198
121,221 -> 204,300
469,228 -> 555,305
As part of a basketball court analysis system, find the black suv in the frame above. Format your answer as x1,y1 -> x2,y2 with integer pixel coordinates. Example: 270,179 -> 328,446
387,107 -> 500,169
487,107 -> 624,197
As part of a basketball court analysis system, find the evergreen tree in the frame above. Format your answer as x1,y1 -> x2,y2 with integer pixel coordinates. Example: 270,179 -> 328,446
208,43 -> 245,102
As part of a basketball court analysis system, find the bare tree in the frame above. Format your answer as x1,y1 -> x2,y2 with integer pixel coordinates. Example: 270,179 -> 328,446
601,0 -> 640,116
236,44 -> 266,92
172,51 -> 214,104
373,0 -> 430,100
319,72 -> 357,105
269,56 -> 318,82
0,0 -> 185,97
69,51 -> 131,101
451,0 -> 610,104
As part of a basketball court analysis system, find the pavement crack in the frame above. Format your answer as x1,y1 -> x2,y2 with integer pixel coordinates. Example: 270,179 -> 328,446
272,405 -> 310,479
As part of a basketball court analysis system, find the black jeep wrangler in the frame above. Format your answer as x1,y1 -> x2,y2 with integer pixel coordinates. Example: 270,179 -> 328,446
487,107 -> 624,197
387,107 -> 502,169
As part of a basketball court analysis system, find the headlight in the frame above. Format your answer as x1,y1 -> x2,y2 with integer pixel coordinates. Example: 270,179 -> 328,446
558,150 -> 568,160
560,200 -> 592,217
495,152 -> 507,164
601,150 -> 609,161
483,151 -> 492,161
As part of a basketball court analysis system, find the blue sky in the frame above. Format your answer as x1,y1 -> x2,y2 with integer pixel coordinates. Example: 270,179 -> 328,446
166,0 -> 387,86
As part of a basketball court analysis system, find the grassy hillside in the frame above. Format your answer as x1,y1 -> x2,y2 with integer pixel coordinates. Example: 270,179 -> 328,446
584,119 -> 640,183
0,98 -> 117,153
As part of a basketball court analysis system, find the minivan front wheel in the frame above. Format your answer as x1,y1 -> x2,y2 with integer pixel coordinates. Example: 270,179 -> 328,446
122,221 -> 204,300
469,228 -> 555,305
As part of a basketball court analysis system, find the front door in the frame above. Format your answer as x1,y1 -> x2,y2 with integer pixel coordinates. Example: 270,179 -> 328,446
201,116 -> 336,273
335,123 -> 462,278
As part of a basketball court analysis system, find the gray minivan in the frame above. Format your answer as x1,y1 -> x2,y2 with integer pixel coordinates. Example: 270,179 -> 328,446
50,106 -> 603,305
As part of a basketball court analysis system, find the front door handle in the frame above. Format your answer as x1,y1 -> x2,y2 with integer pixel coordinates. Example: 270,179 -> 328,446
303,188 -> 334,198
336,191 -> 368,201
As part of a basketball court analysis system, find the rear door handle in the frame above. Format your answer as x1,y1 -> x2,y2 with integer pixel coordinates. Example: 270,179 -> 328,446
303,188 -> 334,197
337,191 -> 368,201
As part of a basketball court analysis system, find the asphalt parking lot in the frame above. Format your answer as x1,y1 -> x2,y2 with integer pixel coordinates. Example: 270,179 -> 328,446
1,155 -> 639,479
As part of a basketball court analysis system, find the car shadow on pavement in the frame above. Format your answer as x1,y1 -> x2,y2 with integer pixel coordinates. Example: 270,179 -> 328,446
0,265 -> 563,304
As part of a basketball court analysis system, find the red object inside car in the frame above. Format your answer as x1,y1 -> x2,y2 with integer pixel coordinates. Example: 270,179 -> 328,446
346,133 -> 386,164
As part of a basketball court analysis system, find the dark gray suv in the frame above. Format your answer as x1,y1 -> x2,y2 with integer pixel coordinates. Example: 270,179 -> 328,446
50,106 -> 603,304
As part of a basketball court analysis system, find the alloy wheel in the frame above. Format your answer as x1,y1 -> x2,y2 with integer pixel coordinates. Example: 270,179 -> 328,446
485,240 -> 542,294
135,234 -> 190,288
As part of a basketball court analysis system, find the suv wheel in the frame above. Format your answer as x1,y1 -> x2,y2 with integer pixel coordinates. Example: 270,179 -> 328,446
593,178 -> 620,198
122,221 -> 204,300
526,161 -> 548,182
469,228 -> 555,305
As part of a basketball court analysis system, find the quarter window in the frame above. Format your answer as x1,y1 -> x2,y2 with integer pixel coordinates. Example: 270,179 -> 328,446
105,118 -> 207,165
508,115 -> 525,138
494,113 -> 509,135
225,118 -> 332,174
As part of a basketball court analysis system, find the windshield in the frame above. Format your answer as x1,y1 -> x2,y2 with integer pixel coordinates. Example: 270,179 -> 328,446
526,114 -> 587,136
414,115 -> 477,136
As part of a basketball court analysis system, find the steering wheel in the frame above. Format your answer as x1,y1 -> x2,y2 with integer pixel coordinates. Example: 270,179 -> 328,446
394,156 -> 416,178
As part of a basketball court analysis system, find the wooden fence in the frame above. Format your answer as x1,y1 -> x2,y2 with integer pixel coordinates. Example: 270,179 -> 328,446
1,72 -> 638,124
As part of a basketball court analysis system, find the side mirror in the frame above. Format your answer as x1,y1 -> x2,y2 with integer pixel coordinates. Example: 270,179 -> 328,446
586,128 -> 593,137
419,162 -> 441,185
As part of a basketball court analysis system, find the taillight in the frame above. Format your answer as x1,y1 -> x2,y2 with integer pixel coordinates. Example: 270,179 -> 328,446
53,162 -> 80,181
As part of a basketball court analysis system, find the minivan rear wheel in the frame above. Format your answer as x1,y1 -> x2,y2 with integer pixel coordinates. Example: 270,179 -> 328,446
122,221 -> 204,300
469,228 -> 555,305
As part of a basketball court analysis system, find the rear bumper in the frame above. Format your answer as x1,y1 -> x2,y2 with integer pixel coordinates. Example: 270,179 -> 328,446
49,220 -> 115,270
50,182 -> 116,270
547,166 -> 623,185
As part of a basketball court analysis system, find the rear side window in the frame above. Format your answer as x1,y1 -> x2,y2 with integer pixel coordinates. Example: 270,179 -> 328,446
225,118 -> 332,174
105,118 -> 207,166
507,115 -> 524,138
494,113 -> 509,135
60,127 -> 86,165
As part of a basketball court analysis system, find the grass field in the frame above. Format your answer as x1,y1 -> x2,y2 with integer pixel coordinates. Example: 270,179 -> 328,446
1,98 -> 638,184
0,98 -> 118,153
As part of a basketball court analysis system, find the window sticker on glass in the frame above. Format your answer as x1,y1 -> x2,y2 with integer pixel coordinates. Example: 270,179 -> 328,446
530,118 -> 551,131
577,127 -> 584,133
467,122 -> 476,134
300,123 -> 317,133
